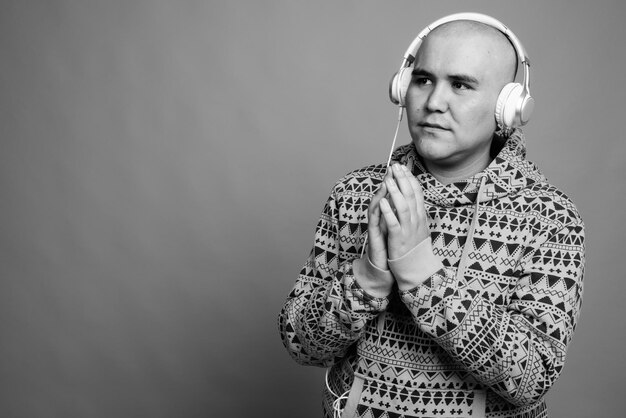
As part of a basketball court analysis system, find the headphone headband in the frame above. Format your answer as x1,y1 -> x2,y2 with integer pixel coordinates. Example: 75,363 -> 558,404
401,13 -> 529,67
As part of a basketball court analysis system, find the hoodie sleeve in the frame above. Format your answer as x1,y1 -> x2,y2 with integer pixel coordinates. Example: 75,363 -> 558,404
398,217 -> 585,407
278,184 -> 390,367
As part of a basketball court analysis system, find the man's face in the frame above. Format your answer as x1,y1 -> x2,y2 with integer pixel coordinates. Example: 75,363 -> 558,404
405,30 -> 512,172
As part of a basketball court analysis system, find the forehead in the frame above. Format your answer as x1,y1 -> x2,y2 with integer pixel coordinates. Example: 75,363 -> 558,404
415,24 -> 515,83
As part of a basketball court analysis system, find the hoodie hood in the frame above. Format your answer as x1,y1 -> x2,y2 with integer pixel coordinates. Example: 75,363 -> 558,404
391,130 -> 547,208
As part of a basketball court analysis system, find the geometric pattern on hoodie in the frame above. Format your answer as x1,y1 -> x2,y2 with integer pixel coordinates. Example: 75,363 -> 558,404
278,131 -> 585,418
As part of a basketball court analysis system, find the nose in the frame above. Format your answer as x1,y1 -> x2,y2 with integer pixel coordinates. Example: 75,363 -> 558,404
425,83 -> 448,113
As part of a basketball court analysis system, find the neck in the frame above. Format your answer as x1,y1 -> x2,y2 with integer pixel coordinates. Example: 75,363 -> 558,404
425,147 -> 492,185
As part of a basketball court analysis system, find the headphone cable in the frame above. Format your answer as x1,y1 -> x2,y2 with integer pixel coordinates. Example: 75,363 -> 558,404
360,106 -> 404,259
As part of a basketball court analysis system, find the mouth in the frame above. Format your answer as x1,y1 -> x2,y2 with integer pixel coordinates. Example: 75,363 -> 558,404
419,122 -> 450,131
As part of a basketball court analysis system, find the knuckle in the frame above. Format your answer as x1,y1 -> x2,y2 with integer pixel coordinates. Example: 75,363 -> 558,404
388,223 -> 401,232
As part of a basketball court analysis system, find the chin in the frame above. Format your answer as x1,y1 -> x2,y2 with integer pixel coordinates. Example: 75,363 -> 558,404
412,135 -> 454,161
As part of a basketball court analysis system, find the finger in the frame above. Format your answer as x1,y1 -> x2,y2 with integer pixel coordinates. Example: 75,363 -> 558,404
391,164 -> 417,221
368,182 -> 387,235
368,194 -> 382,234
379,212 -> 388,236
379,197 -> 400,233
385,168 -> 411,226
366,201 -> 388,267
392,164 -> 416,199
402,165 -> 427,218
369,182 -> 387,215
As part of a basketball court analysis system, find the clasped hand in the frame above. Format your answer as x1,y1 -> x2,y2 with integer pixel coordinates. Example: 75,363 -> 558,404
367,163 -> 429,270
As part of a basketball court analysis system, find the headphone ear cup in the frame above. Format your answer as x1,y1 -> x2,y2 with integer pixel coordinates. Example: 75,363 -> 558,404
389,67 -> 413,107
495,83 -> 523,130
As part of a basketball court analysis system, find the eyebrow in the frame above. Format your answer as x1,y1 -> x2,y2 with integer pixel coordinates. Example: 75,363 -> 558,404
412,67 -> 480,86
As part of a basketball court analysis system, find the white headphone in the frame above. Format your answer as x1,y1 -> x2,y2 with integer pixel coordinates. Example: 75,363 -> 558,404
389,12 -> 535,131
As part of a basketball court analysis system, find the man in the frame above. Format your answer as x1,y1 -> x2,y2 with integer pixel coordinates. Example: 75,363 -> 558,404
279,14 -> 584,418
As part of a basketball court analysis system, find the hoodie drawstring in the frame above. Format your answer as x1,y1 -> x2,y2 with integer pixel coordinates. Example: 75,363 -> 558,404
455,175 -> 488,282
376,311 -> 386,342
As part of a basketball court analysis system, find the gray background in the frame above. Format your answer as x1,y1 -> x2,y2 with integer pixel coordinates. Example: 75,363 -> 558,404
1,1 -> 624,417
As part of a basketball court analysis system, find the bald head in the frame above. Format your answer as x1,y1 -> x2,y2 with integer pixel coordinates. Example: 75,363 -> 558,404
423,20 -> 518,85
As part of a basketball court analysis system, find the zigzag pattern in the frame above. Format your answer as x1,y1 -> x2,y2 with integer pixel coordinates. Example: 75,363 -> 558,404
280,132 -> 584,418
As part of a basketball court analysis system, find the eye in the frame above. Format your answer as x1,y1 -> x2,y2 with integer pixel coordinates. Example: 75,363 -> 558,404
412,75 -> 432,86
451,81 -> 471,90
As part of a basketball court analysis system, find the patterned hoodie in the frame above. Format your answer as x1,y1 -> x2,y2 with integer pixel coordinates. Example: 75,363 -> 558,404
278,131 -> 585,418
